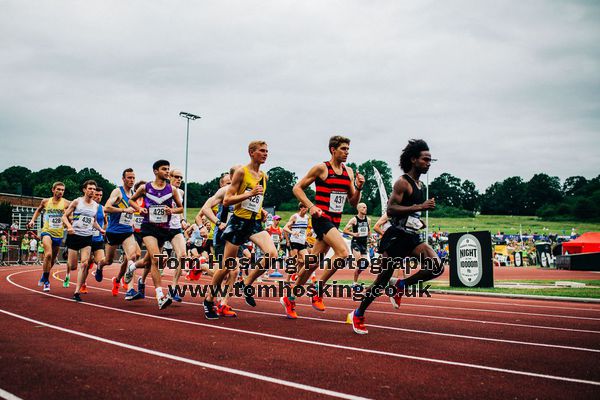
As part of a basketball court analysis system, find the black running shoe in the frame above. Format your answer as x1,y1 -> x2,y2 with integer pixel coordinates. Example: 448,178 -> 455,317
242,283 -> 256,307
73,293 -> 83,302
203,299 -> 219,320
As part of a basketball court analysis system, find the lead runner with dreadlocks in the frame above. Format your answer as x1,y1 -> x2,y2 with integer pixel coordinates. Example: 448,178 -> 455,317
347,139 -> 442,334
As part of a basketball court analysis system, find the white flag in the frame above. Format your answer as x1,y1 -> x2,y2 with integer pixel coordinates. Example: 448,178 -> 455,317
373,167 -> 388,215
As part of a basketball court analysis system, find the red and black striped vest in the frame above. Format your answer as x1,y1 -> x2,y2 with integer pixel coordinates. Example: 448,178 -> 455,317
314,161 -> 352,226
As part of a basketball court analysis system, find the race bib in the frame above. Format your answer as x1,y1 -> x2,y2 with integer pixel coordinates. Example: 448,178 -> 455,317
329,191 -> 347,213
48,216 -> 62,229
241,189 -> 263,213
271,234 -> 280,244
133,215 -> 144,230
92,228 -> 101,237
194,238 -> 204,247
77,215 -> 93,230
149,205 -> 168,224
358,225 -> 369,237
404,214 -> 424,232
119,212 -> 134,226
291,229 -> 306,244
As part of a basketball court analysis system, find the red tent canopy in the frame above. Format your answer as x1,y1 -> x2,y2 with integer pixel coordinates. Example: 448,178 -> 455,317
562,232 -> 600,255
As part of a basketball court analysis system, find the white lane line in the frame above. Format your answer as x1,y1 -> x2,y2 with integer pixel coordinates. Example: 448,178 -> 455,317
0,308 -> 369,400
57,270 -> 600,336
7,271 -> 600,387
158,272 -> 600,319
0,388 -> 23,400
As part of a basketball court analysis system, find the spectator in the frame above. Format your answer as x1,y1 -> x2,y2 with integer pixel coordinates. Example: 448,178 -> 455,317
10,223 -> 18,243
29,235 -> 38,262
20,234 -> 30,263
0,234 -> 8,265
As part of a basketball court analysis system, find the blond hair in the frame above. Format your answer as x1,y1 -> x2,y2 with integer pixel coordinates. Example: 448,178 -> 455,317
248,140 -> 267,154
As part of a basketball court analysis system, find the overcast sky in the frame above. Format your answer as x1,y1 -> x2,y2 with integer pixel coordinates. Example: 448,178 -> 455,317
1,0 -> 598,191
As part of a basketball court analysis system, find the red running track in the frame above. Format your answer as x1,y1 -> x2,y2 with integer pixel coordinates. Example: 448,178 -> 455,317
1,265 -> 600,399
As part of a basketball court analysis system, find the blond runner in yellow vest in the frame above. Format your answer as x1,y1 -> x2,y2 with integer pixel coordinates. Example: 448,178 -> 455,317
28,181 -> 70,292
203,141 -> 279,320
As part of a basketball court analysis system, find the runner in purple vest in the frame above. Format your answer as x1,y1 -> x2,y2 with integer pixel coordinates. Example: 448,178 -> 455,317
129,160 -> 183,310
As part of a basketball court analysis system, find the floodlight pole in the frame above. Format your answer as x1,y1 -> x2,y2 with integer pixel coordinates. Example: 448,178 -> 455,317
179,111 -> 201,221
425,172 -> 429,243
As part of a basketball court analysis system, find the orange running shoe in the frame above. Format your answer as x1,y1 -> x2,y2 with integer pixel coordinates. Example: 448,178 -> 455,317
217,304 -> 237,317
111,277 -> 120,296
346,310 -> 368,334
311,295 -> 325,311
280,296 -> 297,319
80,284 -> 88,294
290,273 -> 298,282
310,273 -> 317,284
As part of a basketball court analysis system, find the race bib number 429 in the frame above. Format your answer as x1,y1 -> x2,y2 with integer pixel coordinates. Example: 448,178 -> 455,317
149,205 -> 168,224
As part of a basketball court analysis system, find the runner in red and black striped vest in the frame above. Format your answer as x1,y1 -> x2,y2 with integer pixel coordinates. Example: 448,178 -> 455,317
280,135 -> 365,318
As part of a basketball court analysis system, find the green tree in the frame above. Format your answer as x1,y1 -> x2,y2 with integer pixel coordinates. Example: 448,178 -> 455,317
0,166 -> 33,195
429,173 -> 462,208
524,174 -> 562,214
563,176 -> 588,197
460,180 -> 480,211
264,167 -> 297,208
0,202 -> 12,224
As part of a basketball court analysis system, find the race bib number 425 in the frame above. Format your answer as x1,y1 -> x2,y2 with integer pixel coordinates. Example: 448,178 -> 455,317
149,205 -> 168,224
329,191 -> 347,213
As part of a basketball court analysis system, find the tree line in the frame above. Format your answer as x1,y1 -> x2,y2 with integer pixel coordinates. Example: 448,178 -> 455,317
0,165 -> 597,221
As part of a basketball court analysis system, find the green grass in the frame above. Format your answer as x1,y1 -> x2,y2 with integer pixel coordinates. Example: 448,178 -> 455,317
330,279 -> 600,299
185,208 -> 600,234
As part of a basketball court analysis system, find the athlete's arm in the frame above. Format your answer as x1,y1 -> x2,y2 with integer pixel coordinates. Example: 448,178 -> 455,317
128,186 -> 147,214
27,199 -> 48,229
223,167 -> 258,206
169,187 -> 184,214
283,215 -> 297,235
293,164 -> 326,217
386,178 -> 435,218
346,167 -> 365,208
342,216 -> 358,237
200,186 -> 227,228
104,188 -> 130,214
62,199 -> 79,233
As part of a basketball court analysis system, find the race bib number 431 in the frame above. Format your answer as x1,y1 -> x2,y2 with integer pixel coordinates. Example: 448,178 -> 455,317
329,191 -> 347,213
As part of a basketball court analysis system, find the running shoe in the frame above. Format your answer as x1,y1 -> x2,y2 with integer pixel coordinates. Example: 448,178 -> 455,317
43,282 -> 50,292
111,277 -> 120,296
241,283 -> 256,307
280,296 -> 297,319
63,274 -> 70,288
137,277 -> 145,298
203,299 -> 219,320
94,267 -> 103,282
290,273 -> 298,282
217,304 -> 237,317
346,310 -> 368,335
80,284 -> 88,294
172,294 -> 183,303
124,288 -> 140,301
72,293 -> 83,302
158,295 -> 172,310
124,261 -> 136,284
37,278 -> 44,287
390,291 -> 402,309
310,273 -> 317,284
311,295 -> 325,312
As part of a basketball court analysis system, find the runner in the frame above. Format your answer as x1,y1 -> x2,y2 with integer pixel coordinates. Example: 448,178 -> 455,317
129,159 -> 184,310
342,203 -> 371,288
281,135 -> 364,318
347,139 -> 441,334
93,168 -> 141,300
82,186 -> 108,294
27,181 -> 69,291
1,234 -> 8,265
164,168 -> 188,302
282,203 -> 310,285
266,215 -> 283,276
203,142 -> 278,319
61,180 -> 103,302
